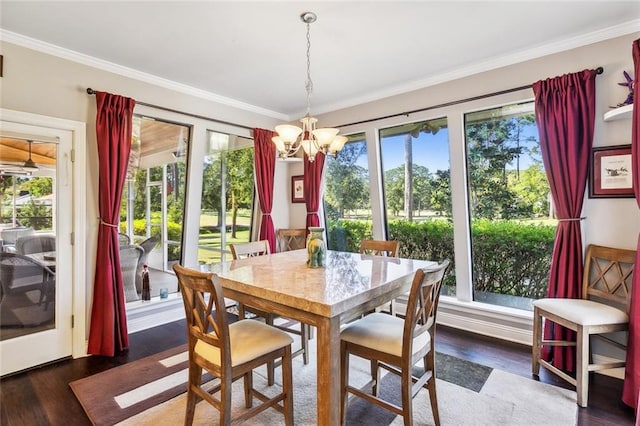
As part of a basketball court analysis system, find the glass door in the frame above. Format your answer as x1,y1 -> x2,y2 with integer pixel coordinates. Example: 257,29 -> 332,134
0,124 -> 73,376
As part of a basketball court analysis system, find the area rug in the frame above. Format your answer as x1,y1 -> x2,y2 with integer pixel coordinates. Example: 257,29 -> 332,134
70,338 -> 577,425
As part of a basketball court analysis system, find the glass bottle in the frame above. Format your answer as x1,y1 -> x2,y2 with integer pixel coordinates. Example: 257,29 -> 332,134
141,264 -> 151,301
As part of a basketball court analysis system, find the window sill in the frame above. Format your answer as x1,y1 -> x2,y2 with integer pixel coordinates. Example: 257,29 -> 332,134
126,295 -> 184,334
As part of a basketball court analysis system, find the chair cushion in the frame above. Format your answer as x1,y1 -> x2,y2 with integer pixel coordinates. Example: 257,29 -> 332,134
340,313 -> 430,358
533,298 -> 628,326
195,319 -> 293,367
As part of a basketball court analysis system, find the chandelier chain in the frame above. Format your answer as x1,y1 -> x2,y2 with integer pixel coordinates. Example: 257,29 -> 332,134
272,11 -> 346,162
305,21 -> 313,116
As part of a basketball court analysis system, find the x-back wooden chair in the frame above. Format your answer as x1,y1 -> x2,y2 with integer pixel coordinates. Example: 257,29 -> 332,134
340,260 -> 450,425
532,244 -> 636,407
360,239 -> 401,314
230,240 -> 312,385
173,263 -> 294,425
277,228 -> 307,252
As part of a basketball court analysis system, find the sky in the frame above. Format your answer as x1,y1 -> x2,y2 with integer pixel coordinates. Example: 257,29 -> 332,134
380,130 -> 451,173
345,115 -> 541,175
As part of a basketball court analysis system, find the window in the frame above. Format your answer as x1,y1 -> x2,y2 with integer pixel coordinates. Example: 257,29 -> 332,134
198,131 -> 254,266
464,101 -> 556,310
323,133 -> 372,251
379,118 -> 455,292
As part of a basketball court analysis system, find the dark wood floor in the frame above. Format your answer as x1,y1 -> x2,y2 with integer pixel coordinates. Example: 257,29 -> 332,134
1,320 -> 636,425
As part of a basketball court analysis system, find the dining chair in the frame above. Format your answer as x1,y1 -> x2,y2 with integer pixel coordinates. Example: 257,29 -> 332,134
277,228 -> 307,252
173,263 -> 294,426
277,229 -> 315,338
230,240 -> 311,385
359,239 -> 401,315
359,239 -> 400,257
340,259 -> 450,426
532,244 -> 636,407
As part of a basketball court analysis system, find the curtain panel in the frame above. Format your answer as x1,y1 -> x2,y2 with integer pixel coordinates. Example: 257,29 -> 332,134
532,69 -> 597,372
303,153 -> 326,229
87,91 -> 136,356
622,37 -> 640,411
253,128 -> 277,252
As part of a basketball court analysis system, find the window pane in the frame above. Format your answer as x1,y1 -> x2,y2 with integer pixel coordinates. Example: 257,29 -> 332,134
199,131 -> 254,267
324,133 -> 372,252
379,118 -> 455,294
465,102 -> 556,310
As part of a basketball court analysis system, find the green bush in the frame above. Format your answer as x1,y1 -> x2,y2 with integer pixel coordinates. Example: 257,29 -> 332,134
326,218 -> 555,300
326,220 -> 373,252
470,219 -> 555,299
122,219 -> 184,261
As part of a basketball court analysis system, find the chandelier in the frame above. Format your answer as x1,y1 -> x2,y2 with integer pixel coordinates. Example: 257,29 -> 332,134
272,12 -> 347,162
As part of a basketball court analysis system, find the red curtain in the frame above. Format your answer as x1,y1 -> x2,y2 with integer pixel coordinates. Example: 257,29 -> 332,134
253,128 -> 277,252
622,37 -> 640,410
303,152 -> 326,228
87,91 -> 136,356
532,69 -> 597,372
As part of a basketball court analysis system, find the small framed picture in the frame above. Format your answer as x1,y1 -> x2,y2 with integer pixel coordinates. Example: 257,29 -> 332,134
291,175 -> 305,203
589,145 -> 634,198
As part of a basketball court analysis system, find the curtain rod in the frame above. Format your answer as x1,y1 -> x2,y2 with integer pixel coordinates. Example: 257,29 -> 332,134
334,66 -> 604,128
86,88 -> 254,131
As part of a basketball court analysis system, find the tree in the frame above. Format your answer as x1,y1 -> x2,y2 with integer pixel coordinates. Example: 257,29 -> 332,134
466,115 -> 531,219
509,164 -> 550,217
430,169 -> 452,217
384,164 -> 433,218
226,148 -> 254,237
324,142 -> 370,219
201,156 -> 223,227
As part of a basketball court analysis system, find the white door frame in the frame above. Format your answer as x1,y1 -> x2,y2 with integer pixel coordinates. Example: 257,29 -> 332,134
0,108 -> 87,361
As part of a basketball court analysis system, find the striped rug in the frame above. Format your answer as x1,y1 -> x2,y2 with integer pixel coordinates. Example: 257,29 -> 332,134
70,340 -> 577,425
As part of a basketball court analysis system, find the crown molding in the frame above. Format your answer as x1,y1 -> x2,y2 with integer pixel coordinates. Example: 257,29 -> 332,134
0,29 -> 289,121
314,19 -> 640,115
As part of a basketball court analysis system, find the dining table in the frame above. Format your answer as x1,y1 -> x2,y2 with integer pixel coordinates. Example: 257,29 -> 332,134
214,248 -> 435,426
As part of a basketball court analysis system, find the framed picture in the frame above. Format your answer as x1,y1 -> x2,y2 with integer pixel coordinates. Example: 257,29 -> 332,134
589,145 -> 634,198
291,175 -> 305,203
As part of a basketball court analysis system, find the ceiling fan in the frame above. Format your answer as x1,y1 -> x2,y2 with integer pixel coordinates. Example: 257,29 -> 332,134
0,140 -> 39,175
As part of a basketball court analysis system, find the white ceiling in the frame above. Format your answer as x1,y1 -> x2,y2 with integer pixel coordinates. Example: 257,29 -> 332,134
1,1 -> 639,120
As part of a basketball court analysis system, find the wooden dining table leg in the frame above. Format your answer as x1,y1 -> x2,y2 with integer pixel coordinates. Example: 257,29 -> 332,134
316,315 -> 341,426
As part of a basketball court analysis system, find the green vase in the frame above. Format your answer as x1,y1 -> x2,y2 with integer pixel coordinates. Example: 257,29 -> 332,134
306,227 -> 326,268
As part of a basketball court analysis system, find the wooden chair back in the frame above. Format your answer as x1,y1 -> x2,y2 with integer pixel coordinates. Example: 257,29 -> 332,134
583,244 -> 636,313
277,228 -> 307,252
230,240 -> 270,260
173,264 -> 230,376
359,239 -> 400,257
404,259 -> 450,356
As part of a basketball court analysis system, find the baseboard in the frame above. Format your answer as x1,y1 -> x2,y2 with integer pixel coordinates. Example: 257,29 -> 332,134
436,298 -> 533,346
